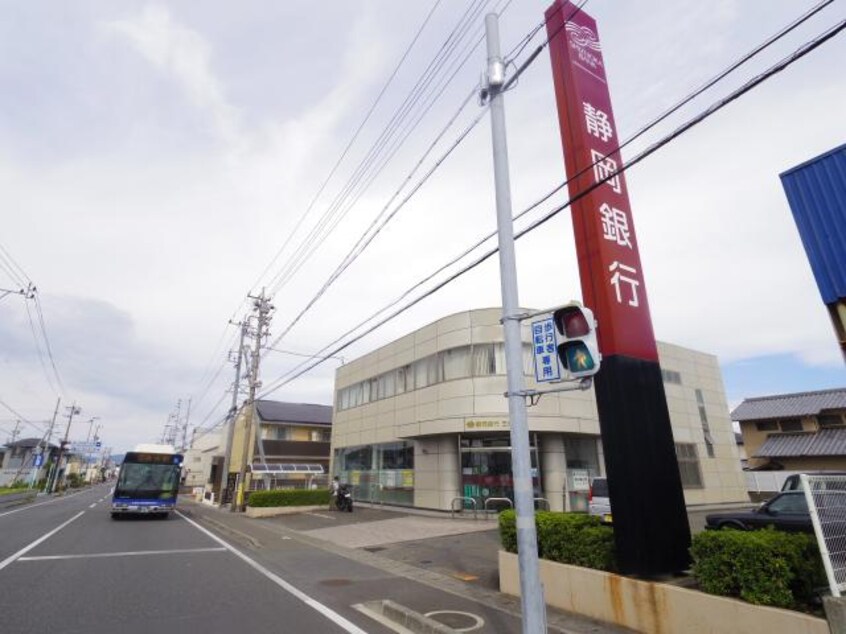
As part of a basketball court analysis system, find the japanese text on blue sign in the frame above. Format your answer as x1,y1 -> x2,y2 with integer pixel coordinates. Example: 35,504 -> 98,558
532,317 -> 561,382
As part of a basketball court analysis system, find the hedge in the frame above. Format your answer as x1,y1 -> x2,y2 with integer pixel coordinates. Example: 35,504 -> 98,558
247,488 -> 331,508
690,528 -> 825,609
499,510 -> 616,572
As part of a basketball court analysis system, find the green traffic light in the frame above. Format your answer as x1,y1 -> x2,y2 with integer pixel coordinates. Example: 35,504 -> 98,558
561,341 -> 596,372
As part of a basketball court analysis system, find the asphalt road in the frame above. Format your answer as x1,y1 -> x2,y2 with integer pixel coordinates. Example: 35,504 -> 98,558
2,488 -> 617,634
0,485 -> 394,634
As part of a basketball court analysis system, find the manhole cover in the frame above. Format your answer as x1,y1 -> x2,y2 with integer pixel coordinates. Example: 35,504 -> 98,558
425,610 -> 484,631
320,578 -> 353,587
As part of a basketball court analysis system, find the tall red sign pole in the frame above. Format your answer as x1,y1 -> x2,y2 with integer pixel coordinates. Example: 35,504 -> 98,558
545,0 -> 691,574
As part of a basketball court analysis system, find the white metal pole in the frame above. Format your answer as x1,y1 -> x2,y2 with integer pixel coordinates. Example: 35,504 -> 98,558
484,12 -> 546,632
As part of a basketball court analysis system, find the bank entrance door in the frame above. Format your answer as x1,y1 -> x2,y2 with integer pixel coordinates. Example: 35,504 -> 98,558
459,434 -> 541,511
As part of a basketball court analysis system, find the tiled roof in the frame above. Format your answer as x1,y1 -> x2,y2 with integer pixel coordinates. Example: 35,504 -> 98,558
255,400 -> 332,426
753,427 -> 846,458
731,388 -> 846,421
3,437 -> 58,449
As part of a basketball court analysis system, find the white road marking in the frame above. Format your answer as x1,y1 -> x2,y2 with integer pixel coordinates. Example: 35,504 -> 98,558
177,511 -> 368,634
19,547 -> 227,562
89,503 -> 97,508
307,513 -> 336,520
0,511 -> 85,572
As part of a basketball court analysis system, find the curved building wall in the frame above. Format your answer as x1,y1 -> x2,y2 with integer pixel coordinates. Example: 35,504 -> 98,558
331,308 -> 747,511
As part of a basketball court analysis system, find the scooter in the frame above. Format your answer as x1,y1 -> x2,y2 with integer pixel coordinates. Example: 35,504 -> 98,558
336,484 -> 353,512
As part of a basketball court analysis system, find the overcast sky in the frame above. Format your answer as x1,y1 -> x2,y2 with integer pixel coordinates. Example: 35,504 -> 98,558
1,0 -> 845,453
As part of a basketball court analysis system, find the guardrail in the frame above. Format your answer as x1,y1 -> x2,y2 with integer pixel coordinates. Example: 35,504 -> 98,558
450,496 -> 478,519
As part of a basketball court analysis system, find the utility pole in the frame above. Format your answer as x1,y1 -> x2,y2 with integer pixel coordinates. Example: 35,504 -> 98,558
222,319 -> 247,507
9,419 -> 21,444
49,402 -> 81,493
232,289 -> 273,511
42,397 -> 61,492
181,397 -> 192,452
83,417 -> 100,483
483,13 -> 546,633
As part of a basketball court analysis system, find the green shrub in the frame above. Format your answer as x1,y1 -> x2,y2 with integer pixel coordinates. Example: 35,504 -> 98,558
247,488 -> 331,508
690,528 -> 825,609
499,510 -> 616,571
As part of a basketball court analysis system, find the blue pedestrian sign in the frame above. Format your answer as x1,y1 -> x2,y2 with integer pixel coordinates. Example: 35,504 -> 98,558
532,317 -> 561,382
34,454 -> 44,467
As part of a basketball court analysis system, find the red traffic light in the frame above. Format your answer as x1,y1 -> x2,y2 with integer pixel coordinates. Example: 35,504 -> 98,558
554,306 -> 590,337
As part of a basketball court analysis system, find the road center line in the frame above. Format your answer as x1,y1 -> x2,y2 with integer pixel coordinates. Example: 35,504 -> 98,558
0,511 -> 85,572
19,547 -> 227,562
176,511 -> 368,634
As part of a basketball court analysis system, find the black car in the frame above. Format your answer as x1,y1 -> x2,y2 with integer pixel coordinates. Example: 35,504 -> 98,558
705,491 -> 821,533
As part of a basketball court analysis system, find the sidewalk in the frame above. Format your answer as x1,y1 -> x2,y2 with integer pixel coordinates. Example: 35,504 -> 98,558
183,499 -> 632,634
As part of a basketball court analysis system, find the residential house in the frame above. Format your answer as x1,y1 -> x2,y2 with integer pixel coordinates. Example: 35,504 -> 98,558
732,387 -> 846,473
226,400 -> 333,501
1,438 -> 58,487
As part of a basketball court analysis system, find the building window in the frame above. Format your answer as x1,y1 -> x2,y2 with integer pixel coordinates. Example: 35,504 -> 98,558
335,443 -> 414,506
819,414 -> 844,429
675,443 -> 703,489
662,369 -> 682,385
755,421 -> 778,432
695,389 -> 715,458
779,419 -> 803,433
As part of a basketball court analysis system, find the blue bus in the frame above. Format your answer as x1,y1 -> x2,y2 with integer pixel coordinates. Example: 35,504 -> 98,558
111,448 -> 183,519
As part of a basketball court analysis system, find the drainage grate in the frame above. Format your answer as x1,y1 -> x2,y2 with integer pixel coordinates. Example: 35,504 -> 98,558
363,546 -> 386,553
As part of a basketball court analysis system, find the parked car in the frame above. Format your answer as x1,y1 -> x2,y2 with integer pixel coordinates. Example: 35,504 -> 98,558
705,490 -> 846,533
588,477 -> 612,524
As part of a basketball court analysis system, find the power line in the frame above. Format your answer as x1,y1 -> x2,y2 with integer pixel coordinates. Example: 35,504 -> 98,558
32,294 -> 65,394
0,396 -> 47,434
191,2 -> 487,411
270,87 -> 487,346
258,17 -> 845,397
249,0 -> 446,295
267,0 -> 810,358
24,298 -> 58,396
262,0 -> 496,297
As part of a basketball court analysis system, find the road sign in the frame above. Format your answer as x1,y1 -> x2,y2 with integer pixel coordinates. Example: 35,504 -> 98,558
531,316 -> 561,383
34,454 -> 44,467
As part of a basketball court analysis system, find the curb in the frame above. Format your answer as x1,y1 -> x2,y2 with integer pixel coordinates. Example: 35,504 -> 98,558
355,600 -> 456,634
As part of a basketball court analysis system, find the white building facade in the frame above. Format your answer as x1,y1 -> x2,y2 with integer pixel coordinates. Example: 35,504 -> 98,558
331,308 -> 748,512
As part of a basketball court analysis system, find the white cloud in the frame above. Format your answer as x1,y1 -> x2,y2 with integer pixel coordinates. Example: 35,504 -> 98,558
104,4 -> 240,145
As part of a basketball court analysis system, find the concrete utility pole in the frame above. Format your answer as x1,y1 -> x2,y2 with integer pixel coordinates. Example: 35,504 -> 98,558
41,397 -> 61,492
83,417 -> 100,483
181,397 -> 191,452
222,320 -> 247,507
9,420 -> 21,444
29,397 -> 61,489
233,289 -> 273,512
483,13 -> 546,633
49,402 -> 81,493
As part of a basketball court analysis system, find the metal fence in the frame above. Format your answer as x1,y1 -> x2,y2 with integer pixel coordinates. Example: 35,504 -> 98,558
802,474 -> 846,597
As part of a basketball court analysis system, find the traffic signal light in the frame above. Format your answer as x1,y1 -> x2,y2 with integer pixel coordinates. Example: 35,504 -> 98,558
552,303 -> 601,379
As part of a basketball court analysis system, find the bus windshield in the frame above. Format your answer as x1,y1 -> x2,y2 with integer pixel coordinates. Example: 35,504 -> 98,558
115,462 -> 180,500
